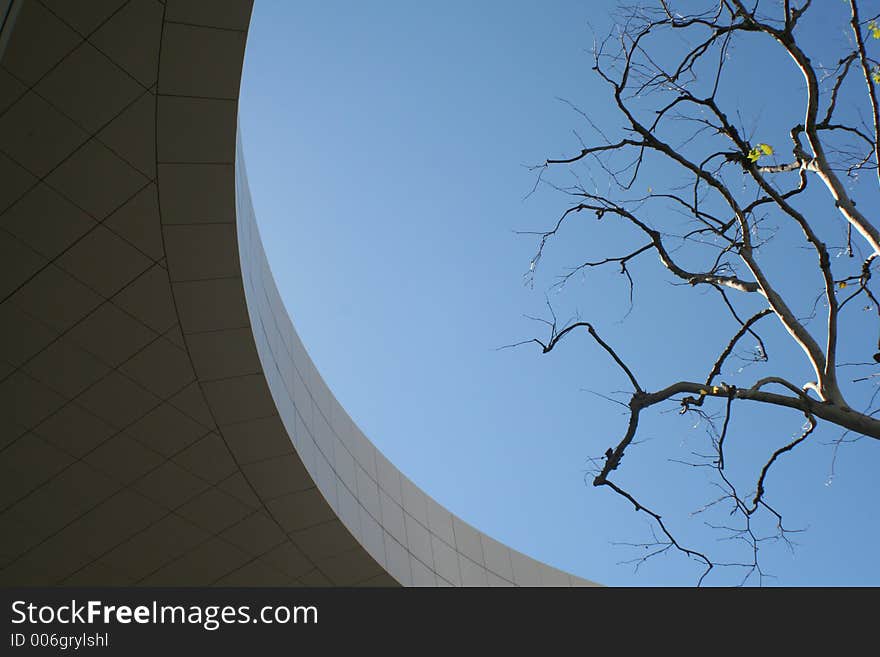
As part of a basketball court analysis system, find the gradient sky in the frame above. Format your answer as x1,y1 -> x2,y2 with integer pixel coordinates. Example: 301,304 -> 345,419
238,1 -> 879,586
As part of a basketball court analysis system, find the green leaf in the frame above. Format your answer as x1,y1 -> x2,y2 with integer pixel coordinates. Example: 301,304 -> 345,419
747,143 -> 773,163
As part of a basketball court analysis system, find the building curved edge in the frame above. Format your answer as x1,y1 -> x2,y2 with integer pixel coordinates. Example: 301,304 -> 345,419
0,0 -> 598,587
227,33 -> 599,590
234,133 -> 598,587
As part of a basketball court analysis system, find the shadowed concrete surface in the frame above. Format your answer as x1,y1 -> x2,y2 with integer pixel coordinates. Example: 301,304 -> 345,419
0,0 -> 598,587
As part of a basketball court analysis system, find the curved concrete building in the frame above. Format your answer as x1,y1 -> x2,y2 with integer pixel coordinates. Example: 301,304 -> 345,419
0,0 -> 597,587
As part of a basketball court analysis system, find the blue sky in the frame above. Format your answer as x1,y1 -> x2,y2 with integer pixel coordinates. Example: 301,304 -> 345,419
239,1 -> 879,586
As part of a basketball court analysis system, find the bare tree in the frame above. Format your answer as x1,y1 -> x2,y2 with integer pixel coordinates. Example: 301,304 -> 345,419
517,0 -> 880,584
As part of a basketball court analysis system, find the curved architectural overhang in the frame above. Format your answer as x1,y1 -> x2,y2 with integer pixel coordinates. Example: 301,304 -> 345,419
0,0 -> 598,587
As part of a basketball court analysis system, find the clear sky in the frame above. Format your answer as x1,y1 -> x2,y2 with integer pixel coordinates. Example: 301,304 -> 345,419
239,1 -> 879,586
